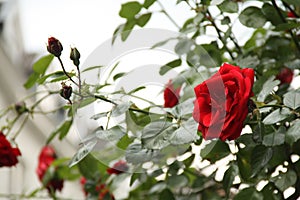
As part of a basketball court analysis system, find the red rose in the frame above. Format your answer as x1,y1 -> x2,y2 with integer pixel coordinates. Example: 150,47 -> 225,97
0,132 -> 21,167
107,160 -> 129,175
193,63 -> 254,141
36,146 -> 64,193
164,80 -> 181,108
47,37 -> 63,57
80,177 -> 115,199
276,67 -> 293,85
287,11 -> 296,18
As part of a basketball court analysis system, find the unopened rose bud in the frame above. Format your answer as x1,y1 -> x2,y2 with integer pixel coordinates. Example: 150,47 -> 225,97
14,101 -> 28,115
70,47 -> 80,67
60,85 -> 72,100
47,37 -> 63,57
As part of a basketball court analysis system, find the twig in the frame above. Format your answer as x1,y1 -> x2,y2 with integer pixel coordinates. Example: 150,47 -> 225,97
57,57 -> 78,86
157,0 -> 180,29
207,10 -> 234,60
271,0 -> 300,55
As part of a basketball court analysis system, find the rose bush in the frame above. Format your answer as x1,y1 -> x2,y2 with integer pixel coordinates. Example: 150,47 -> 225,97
193,63 -> 254,141
1,0 -> 300,199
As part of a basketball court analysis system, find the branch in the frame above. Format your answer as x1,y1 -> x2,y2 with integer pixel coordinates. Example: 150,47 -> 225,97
271,0 -> 300,55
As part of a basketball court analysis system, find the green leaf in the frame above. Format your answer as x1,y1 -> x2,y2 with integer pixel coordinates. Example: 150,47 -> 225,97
274,22 -> 300,31
46,119 -> 73,144
183,154 -> 195,167
121,20 -> 136,41
251,145 -> 273,177
119,2 -> 142,19
272,170 -> 297,192
81,65 -> 104,73
32,54 -> 54,75
77,153 -> 107,179
159,189 -> 175,200
234,187 -> 263,200
200,140 -> 231,163
128,86 -> 146,94
223,164 -> 239,197
263,126 -> 286,147
144,0 -> 156,8
262,3 -> 283,26
23,72 -> 39,89
90,112 -> 109,120
167,175 -> 189,189
113,72 -> 126,81
69,141 -> 97,168
141,121 -> 176,149
283,91 -> 300,110
125,142 -> 159,164
175,39 -> 193,55
237,147 -> 253,181
282,0 -> 300,6
170,118 -> 199,145
159,59 -> 182,75
117,134 -> 133,150
111,102 -> 131,117
285,120 -> 300,145
257,76 -> 280,102
58,119 -> 73,140
262,108 -> 290,125
96,126 -> 125,141
137,13 -> 152,27
37,71 -> 65,84
239,6 -> 267,28
218,1 -> 238,13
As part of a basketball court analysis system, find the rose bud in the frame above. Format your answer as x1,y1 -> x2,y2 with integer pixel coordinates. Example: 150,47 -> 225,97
70,47 -> 80,67
60,84 -> 72,100
47,37 -> 63,57
14,101 -> 28,115
163,80 -> 181,108
276,67 -> 294,85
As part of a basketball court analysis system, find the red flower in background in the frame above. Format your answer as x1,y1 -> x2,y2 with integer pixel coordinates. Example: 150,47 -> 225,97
287,11 -> 296,18
276,67 -> 294,85
80,177 -> 115,200
163,80 -> 181,108
193,63 -> 254,141
107,160 -> 129,175
36,146 -> 63,193
0,131 -> 21,167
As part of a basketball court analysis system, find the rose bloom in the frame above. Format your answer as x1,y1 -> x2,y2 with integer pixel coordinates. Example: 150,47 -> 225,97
107,160 -> 129,175
164,80 -> 181,108
276,67 -> 294,85
36,146 -> 63,193
0,131 -> 21,167
193,63 -> 254,141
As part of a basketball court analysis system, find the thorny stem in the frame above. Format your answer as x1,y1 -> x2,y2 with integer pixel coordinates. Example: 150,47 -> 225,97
271,0 -> 300,56
12,114 -> 29,140
57,57 -> 78,86
157,0 -> 181,29
207,10 -> 235,60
